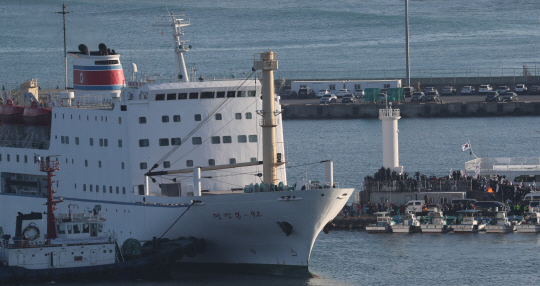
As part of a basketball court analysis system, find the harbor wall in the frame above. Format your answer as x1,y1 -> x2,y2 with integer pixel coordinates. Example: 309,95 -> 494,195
282,101 -> 540,119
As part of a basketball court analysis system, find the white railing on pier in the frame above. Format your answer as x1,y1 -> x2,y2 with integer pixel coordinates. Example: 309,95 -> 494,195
379,108 -> 400,118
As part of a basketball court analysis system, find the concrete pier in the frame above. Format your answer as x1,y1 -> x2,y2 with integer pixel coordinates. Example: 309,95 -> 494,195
282,101 -> 540,119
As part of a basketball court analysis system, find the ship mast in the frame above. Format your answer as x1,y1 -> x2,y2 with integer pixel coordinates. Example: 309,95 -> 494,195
254,50 -> 279,184
56,3 -> 71,90
39,156 -> 63,240
154,13 -> 191,82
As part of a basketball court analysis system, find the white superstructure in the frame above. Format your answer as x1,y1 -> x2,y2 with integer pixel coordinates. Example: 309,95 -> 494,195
0,13 -> 353,274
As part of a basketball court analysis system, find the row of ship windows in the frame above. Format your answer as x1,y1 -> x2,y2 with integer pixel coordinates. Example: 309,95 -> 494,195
138,135 -> 257,147
81,184 -> 126,194
59,136 -> 121,147
56,113 -> 109,122
139,112 -> 253,124
0,154 -> 28,163
139,157 -> 258,169
155,90 -> 256,101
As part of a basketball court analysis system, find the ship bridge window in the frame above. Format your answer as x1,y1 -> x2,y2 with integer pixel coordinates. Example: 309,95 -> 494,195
116,187 -> 119,194
248,90 -> 256,97
159,138 -> 169,146
211,136 -> 220,144
163,161 -> 171,168
178,93 -> 187,100
192,137 -> 202,145
237,91 -> 246,97
75,137 -> 79,145
90,138 -> 94,146
238,135 -> 247,143
186,160 -> 193,167
194,114 -> 201,121
83,184 -> 86,191
201,91 -> 214,99
67,224 -> 72,234
215,113 -> 222,120
109,186 -> 112,193
167,93 -> 176,100
208,159 -> 215,166
227,91 -> 235,98
123,187 -> 126,194
162,116 -> 169,123
216,91 -> 225,98
57,224 -> 66,235
249,135 -> 258,142
171,138 -> 181,145
245,112 -> 252,119
95,60 -> 119,65
90,185 -> 93,192
85,160 -> 88,167
104,139 -> 108,146
139,139 -> 150,147
223,136 -> 232,143
229,158 -> 236,164
16,155 -> 19,162
99,139 -> 104,146
156,94 -> 165,101
189,92 -> 199,99
73,224 -> 81,234
82,223 -> 89,233
118,139 -> 122,147
235,113 -> 242,120
61,136 -> 65,144
139,117 -> 146,124
250,157 -> 257,162
140,162 -> 147,169
173,115 -> 181,122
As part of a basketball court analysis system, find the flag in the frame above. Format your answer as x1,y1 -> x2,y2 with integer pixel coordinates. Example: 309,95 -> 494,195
462,141 -> 471,151
161,30 -> 164,35
460,170 -> 465,178
474,163 -> 480,178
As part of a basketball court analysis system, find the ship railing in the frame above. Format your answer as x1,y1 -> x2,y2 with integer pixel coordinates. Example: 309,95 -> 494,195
309,181 -> 339,189
0,140 -> 49,150
55,212 -> 106,222
379,108 -> 400,118
465,157 -> 540,171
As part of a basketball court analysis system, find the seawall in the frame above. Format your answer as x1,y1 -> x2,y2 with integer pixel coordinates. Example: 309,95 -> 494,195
282,102 -> 540,119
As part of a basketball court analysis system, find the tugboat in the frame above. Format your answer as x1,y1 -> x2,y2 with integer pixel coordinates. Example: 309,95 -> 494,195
0,157 -> 205,283
366,212 -> 395,233
452,210 -> 485,233
484,211 -> 515,233
420,211 -> 452,233
391,211 -> 422,234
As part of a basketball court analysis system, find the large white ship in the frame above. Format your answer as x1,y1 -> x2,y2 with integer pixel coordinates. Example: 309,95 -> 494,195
0,12 -> 353,275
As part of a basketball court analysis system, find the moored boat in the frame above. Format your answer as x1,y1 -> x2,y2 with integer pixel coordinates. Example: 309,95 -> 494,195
420,211 -> 452,233
515,212 -> 540,233
366,212 -> 395,233
484,211 -> 515,233
452,210 -> 485,233
391,212 -> 421,234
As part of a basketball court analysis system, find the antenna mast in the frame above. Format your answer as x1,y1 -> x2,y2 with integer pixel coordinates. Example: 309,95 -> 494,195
56,4 -> 71,90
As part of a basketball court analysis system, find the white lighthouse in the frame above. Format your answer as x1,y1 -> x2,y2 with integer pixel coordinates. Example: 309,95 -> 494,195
379,105 -> 403,174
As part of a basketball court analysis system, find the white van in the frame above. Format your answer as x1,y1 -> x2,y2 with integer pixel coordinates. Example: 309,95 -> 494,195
524,192 -> 540,201
405,200 -> 425,214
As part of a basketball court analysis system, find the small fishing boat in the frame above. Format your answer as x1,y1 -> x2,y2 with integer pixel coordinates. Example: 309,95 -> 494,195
391,212 -> 421,234
366,212 -> 395,233
452,210 -> 485,233
515,212 -> 540,233
420,211 -> 452,233
484,211 -> 515,233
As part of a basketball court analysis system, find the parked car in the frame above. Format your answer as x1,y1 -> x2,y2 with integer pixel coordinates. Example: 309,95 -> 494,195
451,199 -> 478,206
423,87 -> 437,94
441,86 -> 457,95
335,89 -> 352,98
485,91 -> 500,102
501,92 -> 518,102
460,86 -> 476,95
478,84 -> 493,95
403,86 -> 415,97
298,87 -> 315,99
424,91 -> 440,102
495,86 -> 510,94
514,84 -> 527,94
316,89 -> 331,98
530,85 -> 540,95
319,93 -> 337,104
280,89 -> 292,99
341,94 -> 356,103
410,92 -> 425,103
474,201 -> 507,216
354,89 -> 364,98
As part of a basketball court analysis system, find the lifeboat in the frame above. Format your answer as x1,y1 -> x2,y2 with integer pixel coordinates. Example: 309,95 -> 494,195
0,99 -> 25,125
22,101 -> 52,126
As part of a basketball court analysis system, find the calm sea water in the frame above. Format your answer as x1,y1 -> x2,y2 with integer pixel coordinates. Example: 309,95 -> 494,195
2,1 -> 540,285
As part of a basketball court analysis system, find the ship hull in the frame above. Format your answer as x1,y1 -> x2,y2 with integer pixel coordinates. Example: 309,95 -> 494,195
0,188 -> 353,270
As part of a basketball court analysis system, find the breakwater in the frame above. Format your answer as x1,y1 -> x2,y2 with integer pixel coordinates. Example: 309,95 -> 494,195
282,101 -> 540,119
